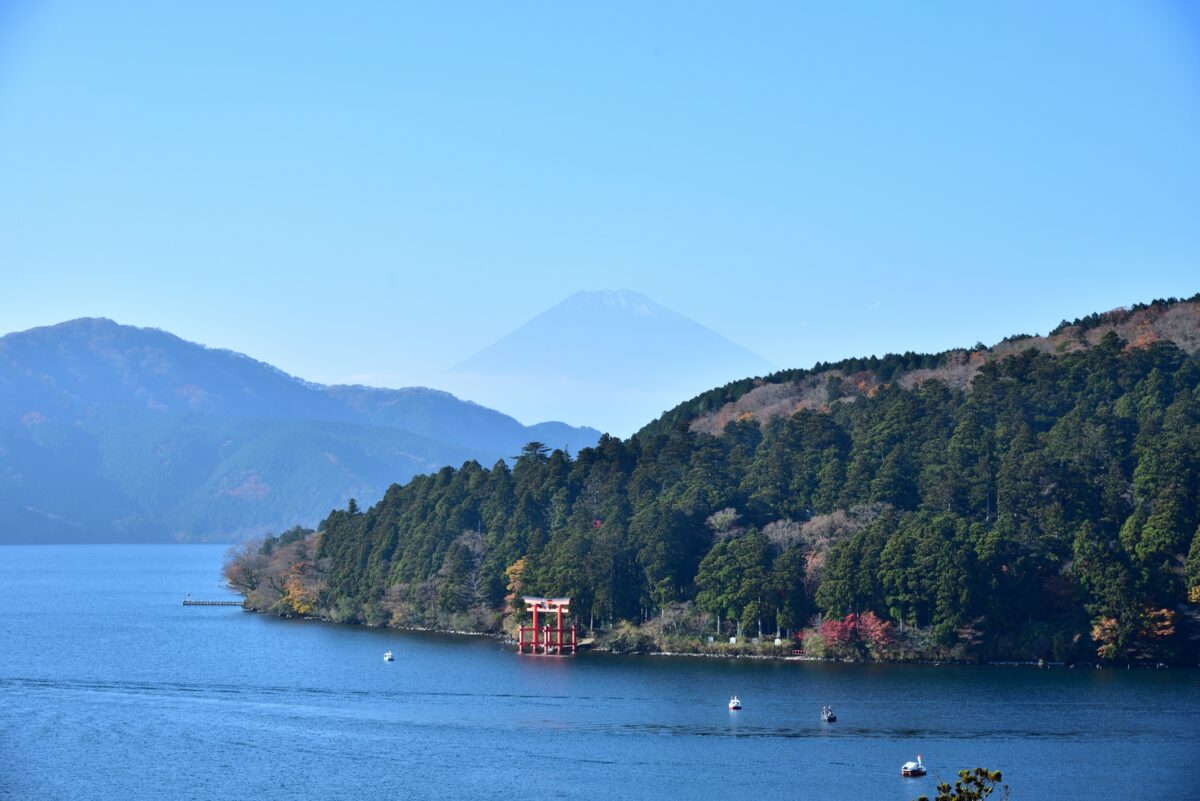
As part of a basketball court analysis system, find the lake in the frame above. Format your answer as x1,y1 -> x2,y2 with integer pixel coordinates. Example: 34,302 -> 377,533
1,545 -> 1198,801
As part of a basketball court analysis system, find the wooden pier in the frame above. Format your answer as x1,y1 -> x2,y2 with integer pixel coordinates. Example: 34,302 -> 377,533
182,599 -> 243,607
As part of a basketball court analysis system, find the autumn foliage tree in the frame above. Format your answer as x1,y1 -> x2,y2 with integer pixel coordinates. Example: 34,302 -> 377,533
818,611 -> 895,658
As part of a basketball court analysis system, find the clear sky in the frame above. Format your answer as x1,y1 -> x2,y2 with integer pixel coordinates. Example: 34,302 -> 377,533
1,2 -> 1197,427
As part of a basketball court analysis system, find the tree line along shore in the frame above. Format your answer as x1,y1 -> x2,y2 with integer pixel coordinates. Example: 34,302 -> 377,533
225,302 -> 1200,665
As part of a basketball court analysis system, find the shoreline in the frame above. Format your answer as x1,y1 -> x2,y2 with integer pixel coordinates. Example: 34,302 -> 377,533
238,605 -> 1188,669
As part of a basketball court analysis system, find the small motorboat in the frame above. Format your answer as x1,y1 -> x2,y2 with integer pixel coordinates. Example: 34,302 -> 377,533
821,705 -> 837,723
901,755 -> 926,777
384,650 -> 394,662
728,695 -> 742,710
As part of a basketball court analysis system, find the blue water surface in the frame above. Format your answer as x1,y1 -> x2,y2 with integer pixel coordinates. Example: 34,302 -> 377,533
1,545 -> 1198,801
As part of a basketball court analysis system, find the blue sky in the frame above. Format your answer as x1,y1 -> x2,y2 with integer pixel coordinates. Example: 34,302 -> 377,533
1,2 -> 1197,426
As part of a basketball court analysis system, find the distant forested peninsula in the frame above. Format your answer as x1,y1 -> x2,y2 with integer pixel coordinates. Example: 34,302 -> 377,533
226,295 -> 1200,664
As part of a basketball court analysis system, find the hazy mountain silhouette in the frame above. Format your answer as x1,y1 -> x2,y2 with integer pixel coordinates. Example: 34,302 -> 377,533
0,318 -> 599,543
446,290 -> 775,435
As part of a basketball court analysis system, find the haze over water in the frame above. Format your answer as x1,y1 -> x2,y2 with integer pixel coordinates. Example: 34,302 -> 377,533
2,545 -> 1198,801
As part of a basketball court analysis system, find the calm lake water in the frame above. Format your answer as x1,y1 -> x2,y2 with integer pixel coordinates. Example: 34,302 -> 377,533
2,545 -> 1198,801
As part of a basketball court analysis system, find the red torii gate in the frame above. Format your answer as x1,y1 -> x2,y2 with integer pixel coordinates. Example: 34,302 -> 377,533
517,597 -> 577,655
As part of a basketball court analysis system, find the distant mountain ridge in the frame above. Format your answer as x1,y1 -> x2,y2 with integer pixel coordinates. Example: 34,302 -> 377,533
446,289 -> 775,435
0,318 -> 599,543
453,289 -> 774,386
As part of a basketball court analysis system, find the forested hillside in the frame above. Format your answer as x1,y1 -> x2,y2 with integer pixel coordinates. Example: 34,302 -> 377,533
229,297 -> 1200,663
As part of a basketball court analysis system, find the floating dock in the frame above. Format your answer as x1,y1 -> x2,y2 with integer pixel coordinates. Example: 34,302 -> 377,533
182,599 -> 243,606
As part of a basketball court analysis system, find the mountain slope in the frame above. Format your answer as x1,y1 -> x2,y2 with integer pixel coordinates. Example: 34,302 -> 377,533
445,290 -> 775,435
642,294 -> 1200,438
453,289 -> 774,387
0,317 -> 348,422
323,385 -> 594,456
0,318 -> 599,543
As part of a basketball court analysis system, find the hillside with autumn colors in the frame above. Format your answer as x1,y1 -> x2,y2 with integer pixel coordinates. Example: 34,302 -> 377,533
228,294 -> 1200,664
645,295 -> 1200,438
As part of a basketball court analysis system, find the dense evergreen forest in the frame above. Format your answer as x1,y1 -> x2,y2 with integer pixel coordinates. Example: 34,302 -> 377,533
227,299 -> 1200,664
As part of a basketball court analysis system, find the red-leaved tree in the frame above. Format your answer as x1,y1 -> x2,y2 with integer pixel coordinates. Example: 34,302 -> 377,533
818,611 -> 894,659
858,611 -> 894,656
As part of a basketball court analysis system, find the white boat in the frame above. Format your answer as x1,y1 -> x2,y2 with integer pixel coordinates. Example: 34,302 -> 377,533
384,650 -> 394,661
728,695 -> 742,710
821,705 -> 837,722
901,755 -> 926,777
